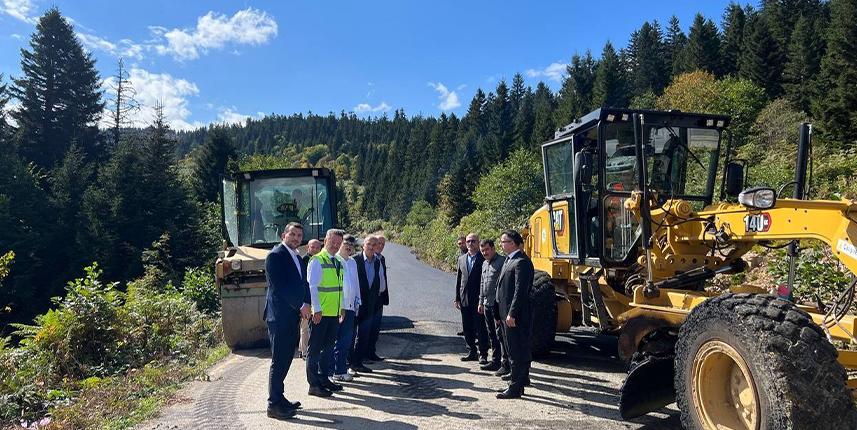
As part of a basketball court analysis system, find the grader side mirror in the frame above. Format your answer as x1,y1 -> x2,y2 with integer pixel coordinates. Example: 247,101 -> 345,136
575,151 -> 594,187
724,161 -> 745,197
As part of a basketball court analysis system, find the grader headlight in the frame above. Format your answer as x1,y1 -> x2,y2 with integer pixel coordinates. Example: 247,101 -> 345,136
230,259 -> 242,271
738,187 -> 777,210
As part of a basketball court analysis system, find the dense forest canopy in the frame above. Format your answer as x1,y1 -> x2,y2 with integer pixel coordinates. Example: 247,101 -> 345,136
3,0 -> 857,329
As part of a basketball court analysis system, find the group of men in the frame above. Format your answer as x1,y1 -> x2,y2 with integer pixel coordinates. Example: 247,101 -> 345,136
455,230 -> 535,399
263,222 -> 390,420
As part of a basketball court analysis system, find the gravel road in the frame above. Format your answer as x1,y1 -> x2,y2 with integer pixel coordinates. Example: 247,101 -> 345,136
138,242 -> 682,429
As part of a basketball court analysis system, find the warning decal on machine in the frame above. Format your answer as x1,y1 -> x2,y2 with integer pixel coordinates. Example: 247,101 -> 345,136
837,239 -> 857,261
743,213 -> 771,233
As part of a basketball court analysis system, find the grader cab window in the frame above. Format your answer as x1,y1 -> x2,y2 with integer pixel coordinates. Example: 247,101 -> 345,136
222,173 -> 335,246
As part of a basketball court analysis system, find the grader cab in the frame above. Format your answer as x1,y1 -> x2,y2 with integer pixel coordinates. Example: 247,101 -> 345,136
215,168 -> 337,349
526,108 -> 857,429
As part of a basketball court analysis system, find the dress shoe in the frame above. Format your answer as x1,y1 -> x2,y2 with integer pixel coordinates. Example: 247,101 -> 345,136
308,385 -> 332,397
280,397 -> 301,409
332,373 -> 353,382
457,331 -> 464,336
494,366 -> 511,377
480,361 -> 501,371
460,353 -> 479,362
496,388 -> 524,399
351,364 -> 373,373
478,356 -> 489,365
500,374 -> 531,385
322,380 -> 344,392
368,354 -> 385,362
267,403 -> 297,419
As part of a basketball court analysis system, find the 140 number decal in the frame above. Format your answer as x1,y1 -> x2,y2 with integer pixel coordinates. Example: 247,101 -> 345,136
744,213 -> 772,233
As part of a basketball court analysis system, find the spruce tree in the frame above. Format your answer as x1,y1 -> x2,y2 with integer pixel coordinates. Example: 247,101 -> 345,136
11,8 -> 103,168
570,51 -> 598,116
593,41 -> 628,108
675,14 -> 722,75
488,80 -> 513,161
531,82 -> 556,148
627,21 -> 668,97
192,127 -> 237,202
812,0 -> 857,143
509,73 -> 527,118
782,14 -> 825,113
720,3 -> 747,76
665,15 -> 688,76
512,88 -> 534,150
739,15 -> 784,99
0,74 -> 10,143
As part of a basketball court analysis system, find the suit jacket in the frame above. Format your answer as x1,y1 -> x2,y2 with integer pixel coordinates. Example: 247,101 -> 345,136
455,252 -> 484,308
264,243 -> 311,322
496,250 -> 534,326
353,253 -> 381,319
378,254 -> 390,307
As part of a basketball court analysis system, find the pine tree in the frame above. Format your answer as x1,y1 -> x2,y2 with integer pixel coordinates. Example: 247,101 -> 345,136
812,0 -> 857,143
531,82 -> 556,148
720,3 -> 747,76
593,41 -> 628,108
627,21 -> 668,97
782,14 -> 825,113
509,73 -> 527,118
675,14 -> 722,75
11,8 -> 104,168
0,74 -> 11,143
488,80 -> 513,162
570,51 -> 597,116
192,127 -> 237,202
665,15 -> 688,76
739,15 -> 785,98
106,58 -> 140,147
512,88 -> 534,150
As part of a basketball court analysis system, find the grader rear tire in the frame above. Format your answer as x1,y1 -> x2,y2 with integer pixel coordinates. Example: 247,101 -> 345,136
675,293 -> 857,430
530,270 -> 557,358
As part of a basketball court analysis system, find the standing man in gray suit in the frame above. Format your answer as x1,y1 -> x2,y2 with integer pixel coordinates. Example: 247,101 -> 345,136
495,229 -> 534,399
454,233 -> 489,363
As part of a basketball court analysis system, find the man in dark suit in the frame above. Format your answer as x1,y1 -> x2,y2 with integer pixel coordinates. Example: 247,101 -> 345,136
368,235 -> 390,362
495,229 -> 534,399
454,233 -> 488,362
350,235 -> 381,373
264,222 -> 312,419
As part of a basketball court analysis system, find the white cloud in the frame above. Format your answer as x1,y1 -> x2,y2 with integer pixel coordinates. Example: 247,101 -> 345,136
101,67 -> 203,131
10,33 -> 22,39
427,82 -> 461,111
153,8 -> 278,61
353,102 -> 391,113
525,61 -> 567,83
216,106 -> 263,126
77,32 -> 144,60
2,0 -> 35,24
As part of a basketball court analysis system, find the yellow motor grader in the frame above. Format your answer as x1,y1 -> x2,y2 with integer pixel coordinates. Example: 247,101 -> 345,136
524,108 -> 857,429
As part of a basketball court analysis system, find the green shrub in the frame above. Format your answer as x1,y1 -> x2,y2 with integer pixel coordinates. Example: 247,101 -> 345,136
768,245 -> 852,307
457,210 -> 503,245
181,267 -> 219,315
472,148 -> 544,229
13,263 -> 124,382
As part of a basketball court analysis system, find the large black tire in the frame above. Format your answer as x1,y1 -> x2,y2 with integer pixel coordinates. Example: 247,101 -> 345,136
530,270 -> 557,358
675,293 -> 857,430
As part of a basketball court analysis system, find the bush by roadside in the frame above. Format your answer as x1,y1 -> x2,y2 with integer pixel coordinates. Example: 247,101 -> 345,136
0,261 -> 223,429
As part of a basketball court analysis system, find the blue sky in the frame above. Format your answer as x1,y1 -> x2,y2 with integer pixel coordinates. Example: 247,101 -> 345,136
1,1 -> 737,131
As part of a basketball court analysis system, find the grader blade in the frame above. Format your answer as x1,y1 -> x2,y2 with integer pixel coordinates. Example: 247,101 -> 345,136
618,355 -> 675,419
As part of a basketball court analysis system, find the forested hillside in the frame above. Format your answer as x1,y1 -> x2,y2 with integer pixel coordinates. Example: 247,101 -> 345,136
1,0 -> 857,425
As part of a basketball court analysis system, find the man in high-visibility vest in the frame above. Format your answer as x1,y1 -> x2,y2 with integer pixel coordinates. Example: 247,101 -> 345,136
305,228 -> 346,397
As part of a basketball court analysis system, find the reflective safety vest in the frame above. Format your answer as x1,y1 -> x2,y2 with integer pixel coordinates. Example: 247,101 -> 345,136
311,249 -> 343,316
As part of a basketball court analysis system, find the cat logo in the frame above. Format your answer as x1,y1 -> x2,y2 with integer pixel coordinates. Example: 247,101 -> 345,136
552,209 -> 564,233
743,213 -> 772,233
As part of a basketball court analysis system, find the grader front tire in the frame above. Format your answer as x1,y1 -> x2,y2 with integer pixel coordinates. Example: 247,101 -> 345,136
530,270 -> 557,358
675,293 -> 857,430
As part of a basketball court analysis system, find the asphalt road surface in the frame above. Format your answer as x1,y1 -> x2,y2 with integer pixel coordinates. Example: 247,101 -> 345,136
139,242 -> 682,430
